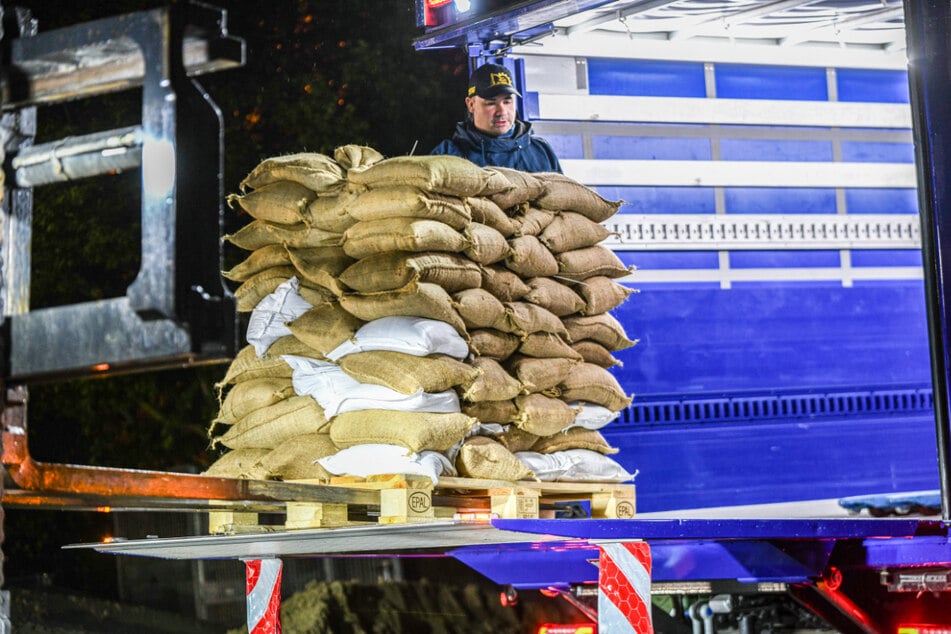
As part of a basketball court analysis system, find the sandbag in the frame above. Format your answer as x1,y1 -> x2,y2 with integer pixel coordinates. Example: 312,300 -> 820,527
459,357 -> 523,402
540,211 -> 614,253
327,316 -> 469,361
513,393 -> 578,436
480,265 -> 531,302
339,251 -> 481,293
223,219 -> 343,251
339,281 -> 468,336
556,245 -> 632,281
505,235 -> 559,278
468,328 -> 521,361
531,428 -> 619,455
571,340 -> 622,368
218,345 -> 294,387
486,166 -> 547,210
240,152 -> 346,193
265,335 -> 326,359
304,189 -> 360,232
222,243 -> 293,282
256,432 -> 337,482
493,301 -> 567,338
516,449 -> 633,482
455,436 -> 534,481
511,207 -> 556,237
524,277 -> 585,317
463,222 -> 511,265
495,426 -> 540,453
233,266 -> 297,312
245,277 -> 313,357
216,396 -> 330,450
505,355 -> 578,394
285,246 -> 353,296
343,217 -> 468,259
202,448 -> 270,479
461,399 -> 518,425
287,302 -> 365,356
226,181 -> 314,225
215,376 -> 296,426
337,350 -> 479,395
532,172 -> 622,222
562,313 -> 637,351
466,196 -> 517,237
558,363 -> 632,412
344,185 -> 470,230
517,332 -> 584,360
347,154 -> 512,197
575,276 -> 637,315
329,409 -> 479,453
453,288 -> 507,330
334,144 -> 385,170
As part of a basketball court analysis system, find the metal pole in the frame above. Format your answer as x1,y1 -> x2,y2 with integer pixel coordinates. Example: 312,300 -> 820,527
903,0 -> 951,520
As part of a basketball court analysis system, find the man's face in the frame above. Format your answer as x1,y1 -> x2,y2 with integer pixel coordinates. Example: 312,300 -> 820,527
466,93 -> 517,136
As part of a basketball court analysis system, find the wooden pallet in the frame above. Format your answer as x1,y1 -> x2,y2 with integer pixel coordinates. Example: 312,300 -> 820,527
207,475 -> 635,535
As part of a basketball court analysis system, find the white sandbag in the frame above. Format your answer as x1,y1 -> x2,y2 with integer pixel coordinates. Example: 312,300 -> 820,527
516,449 -> 635,482
565,401 -> 620,431
327,316 -> 469,361
282,355 -> 460,417
245,277 -> 313,357
317,444 -> 456,484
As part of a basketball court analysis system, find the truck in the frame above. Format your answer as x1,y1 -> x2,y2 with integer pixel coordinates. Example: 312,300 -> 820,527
3,1 -> 951,633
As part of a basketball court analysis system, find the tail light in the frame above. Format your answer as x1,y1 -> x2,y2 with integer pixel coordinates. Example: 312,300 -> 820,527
537,625 -> 597,634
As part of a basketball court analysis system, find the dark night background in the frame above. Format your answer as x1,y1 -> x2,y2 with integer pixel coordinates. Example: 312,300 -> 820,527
2,0 -> 470,609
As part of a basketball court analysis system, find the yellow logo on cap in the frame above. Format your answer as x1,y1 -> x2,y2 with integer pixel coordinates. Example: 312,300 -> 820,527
490,72 -> 513,87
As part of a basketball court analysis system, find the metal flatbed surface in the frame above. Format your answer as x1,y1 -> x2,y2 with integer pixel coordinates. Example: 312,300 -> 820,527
66,516 -> 944,561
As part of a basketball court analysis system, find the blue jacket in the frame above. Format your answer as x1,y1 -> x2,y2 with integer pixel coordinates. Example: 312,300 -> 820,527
431,120 -> 562,173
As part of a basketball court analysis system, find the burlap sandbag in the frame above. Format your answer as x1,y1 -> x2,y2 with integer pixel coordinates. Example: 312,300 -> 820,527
217,345 -> 294,388
216,395 -> 330,450
329,409 -> 478,452
563,313 -> 637,351
344,185 -> 470,230
222,243 -> 293,282
453,288 -> 506,330
468,328 -> 520,360
339,281 -> 468,336
215,376 -> 296,426
576,276 -> 636,315
513,393 -> 578,436
337,350 -> 480,395
493,302 -> 568,338
223,219 -> 343,251
286,246 -> 353,296
524,277 -> 586,317
506,355 -> 579,394
466,196 -> 517,237
257,432 -> 337,482
240,152 -> 346,193
571,340 -> 622,368
343,217 -> 468,259
540,211 -> 614,253
297,283 -> 339,306
532,428 -> 619,455
455,435 -> 534,481
203,448 -> 270,479
459,357 -> 522,402
511,206 -> 556,238
556,245 -> 632,281
339,251 -> 481,293
480,265 -> 530,302
226,181 -> 314,225
461,399 -> 518,424
463,222 -> 511,265
518,332 -> 583,361
233,266 -> 297,312
266,334 -> 328,359
495,426 -> 540,453
532,172 -> 623,222
287,302 -> 365,356
486,167 -> 547,210
558,363 -> 632,412
346,154 -> 512,197
334,144 -> 385,170
505,235 -> 559,278
304,190 -> 361,232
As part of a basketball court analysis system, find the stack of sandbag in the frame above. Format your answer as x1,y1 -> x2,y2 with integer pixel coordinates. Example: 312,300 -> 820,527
205,147 -> 638,486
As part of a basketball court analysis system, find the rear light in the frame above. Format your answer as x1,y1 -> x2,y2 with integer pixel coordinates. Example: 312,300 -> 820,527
537,625 -> 597,634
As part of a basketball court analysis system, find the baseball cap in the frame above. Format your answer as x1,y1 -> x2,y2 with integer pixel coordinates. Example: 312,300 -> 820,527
467,63 -> 521,99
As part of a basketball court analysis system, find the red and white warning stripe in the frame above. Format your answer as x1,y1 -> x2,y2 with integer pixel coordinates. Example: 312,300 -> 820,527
246,558 -> 283,634
598,541 -> 653,634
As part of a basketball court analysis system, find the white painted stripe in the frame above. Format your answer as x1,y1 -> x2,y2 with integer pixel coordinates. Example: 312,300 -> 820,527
620,266 -> 923,284
562,159 -> 917,188
247,559 -> 281,629
598,588 -> 638,634
511,31 -> 907,70
602,542 -> 652,610
535,94 -> 912,129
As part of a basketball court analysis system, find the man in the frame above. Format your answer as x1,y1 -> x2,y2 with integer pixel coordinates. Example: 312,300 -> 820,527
431,62 -> 562,173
